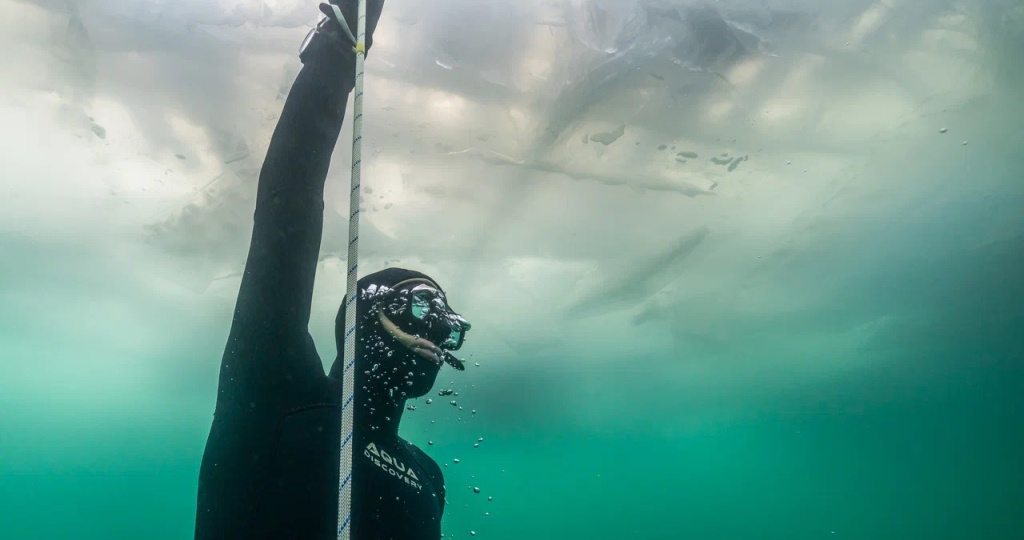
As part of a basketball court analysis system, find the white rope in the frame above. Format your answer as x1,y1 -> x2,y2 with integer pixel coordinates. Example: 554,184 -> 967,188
337,1 -> 366,539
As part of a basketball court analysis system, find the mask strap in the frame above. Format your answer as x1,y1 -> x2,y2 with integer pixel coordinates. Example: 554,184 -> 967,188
390,277 -> 443,294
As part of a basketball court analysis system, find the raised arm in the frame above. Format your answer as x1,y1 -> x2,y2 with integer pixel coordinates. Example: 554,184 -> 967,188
218,1 -> 384,409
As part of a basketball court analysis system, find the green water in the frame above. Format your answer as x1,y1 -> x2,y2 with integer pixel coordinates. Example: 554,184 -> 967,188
2,0 -> 1023,538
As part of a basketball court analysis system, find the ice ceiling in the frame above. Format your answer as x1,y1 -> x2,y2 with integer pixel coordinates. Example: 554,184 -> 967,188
1,0 -> 1022,418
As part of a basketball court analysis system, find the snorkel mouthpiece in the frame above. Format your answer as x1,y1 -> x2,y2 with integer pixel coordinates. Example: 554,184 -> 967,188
441,350 -> 466,371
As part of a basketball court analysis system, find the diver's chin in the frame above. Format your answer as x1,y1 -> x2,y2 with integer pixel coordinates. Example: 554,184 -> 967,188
403,386 -> 430,399
403,369 -> 440,399
404,372 -> 439,398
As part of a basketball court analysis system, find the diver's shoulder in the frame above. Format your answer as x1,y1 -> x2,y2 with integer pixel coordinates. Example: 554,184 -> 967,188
400,439 -> 439,466
400,439 -> 444,481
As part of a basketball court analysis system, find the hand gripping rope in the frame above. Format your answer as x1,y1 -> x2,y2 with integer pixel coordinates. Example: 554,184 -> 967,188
330,1 -> 367,539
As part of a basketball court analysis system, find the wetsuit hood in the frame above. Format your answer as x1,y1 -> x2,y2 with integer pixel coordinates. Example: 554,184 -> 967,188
330,267 -> 444,381
334,268 -> 443,350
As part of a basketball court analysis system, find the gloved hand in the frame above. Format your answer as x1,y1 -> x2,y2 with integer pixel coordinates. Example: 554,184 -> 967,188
318,0 -> 385,54
300,0 -> 385,64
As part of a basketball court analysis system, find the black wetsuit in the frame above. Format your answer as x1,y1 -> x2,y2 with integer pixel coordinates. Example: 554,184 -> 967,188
194,3 -> 447,538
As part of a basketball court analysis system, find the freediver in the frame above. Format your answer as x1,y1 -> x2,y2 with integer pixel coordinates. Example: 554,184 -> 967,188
194,2 -> 472,538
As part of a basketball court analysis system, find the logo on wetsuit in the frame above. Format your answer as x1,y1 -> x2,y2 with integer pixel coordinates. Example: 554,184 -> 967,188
364,442 -> 423,492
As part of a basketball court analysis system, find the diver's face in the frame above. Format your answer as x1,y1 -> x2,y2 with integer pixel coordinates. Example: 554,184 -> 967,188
378,310 -> 445,366
367,311 -> 443,399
